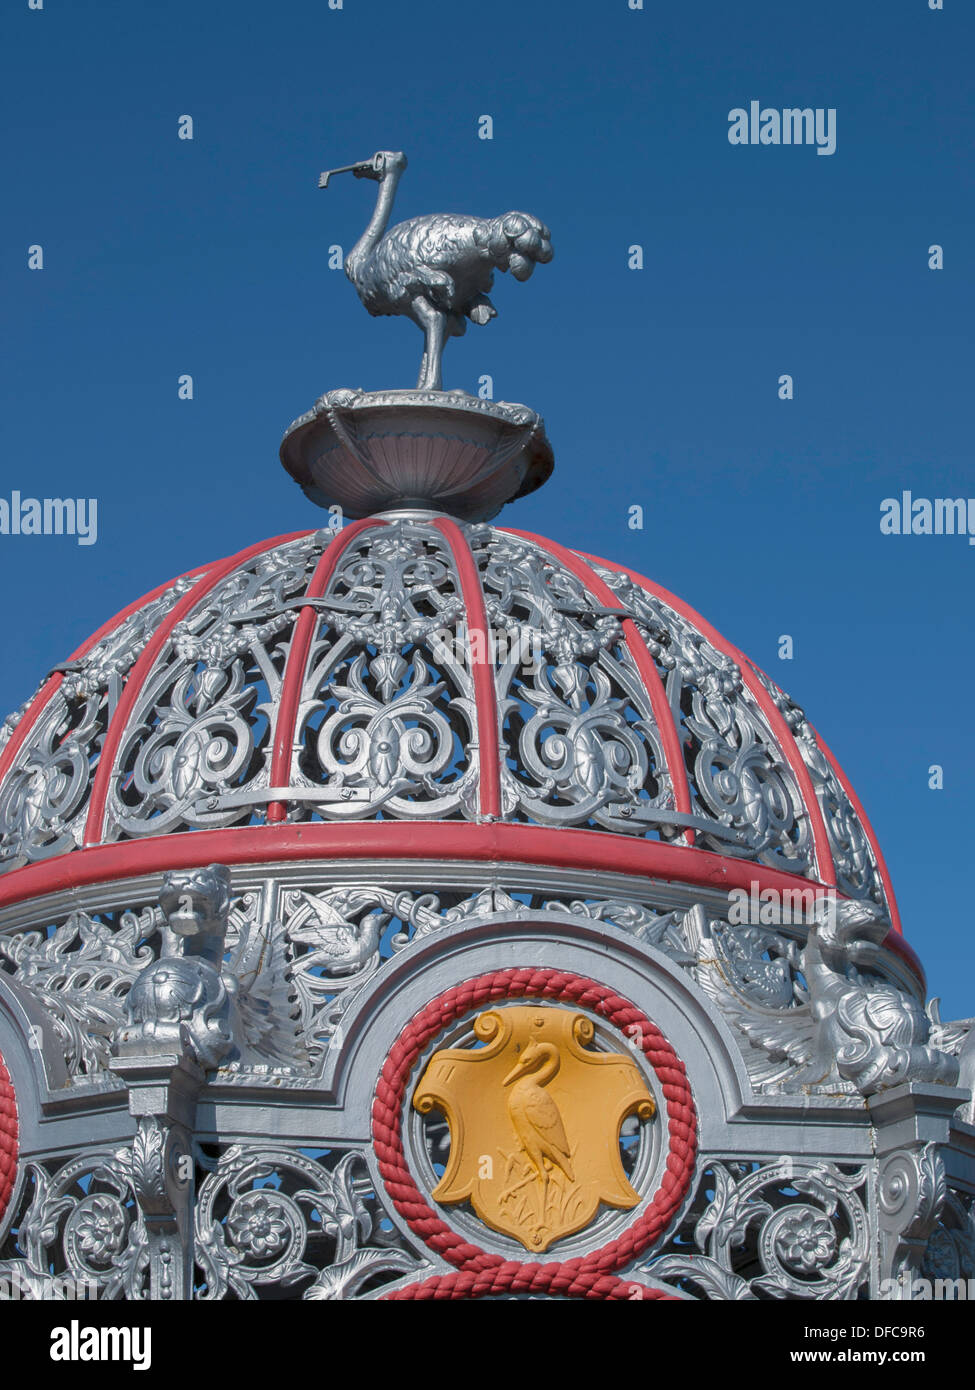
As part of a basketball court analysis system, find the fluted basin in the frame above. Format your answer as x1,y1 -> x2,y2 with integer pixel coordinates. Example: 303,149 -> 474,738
279,388 -> 554,521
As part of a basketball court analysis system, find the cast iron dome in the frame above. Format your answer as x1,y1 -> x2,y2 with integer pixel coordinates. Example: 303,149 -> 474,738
0,513 -> 899,929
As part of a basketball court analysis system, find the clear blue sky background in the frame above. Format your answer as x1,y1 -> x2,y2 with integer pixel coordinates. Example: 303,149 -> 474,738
2,0 -> 973,1013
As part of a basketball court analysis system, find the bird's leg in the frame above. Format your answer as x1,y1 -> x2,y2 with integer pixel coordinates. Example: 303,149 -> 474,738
412,296 -> 446,391
537,1158 -> 550,1223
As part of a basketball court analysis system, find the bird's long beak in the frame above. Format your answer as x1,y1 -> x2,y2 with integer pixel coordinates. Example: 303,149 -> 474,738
506,1045 -> 536,1089
502,1059 -> 524,1086
318,158 -> 376,189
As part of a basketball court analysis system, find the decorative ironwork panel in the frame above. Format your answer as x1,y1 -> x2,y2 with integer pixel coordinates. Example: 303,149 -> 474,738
593,564 -> 814,876
638,1157 -> 871,1300
193,1145 -> 425,1300
469,528 -> 672,832
747,661 -> 888,912
0,1144 -> 425,1302
0,903 -> 161,1081
0,577 -> 199,868
289,520 -> 478,820
1,867 -> 937,1097
921,1186 -> 975,1285
104,535 -> 321,839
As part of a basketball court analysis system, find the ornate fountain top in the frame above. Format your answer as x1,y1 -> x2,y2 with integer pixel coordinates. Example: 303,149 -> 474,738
279,150 -> 555,523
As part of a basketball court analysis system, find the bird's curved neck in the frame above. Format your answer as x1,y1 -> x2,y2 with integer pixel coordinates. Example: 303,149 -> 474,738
528,1044 -> 560,1085
350,168 -> 402,265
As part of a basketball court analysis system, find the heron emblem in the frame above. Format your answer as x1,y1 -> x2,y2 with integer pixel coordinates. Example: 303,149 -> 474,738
412,1006 -> 656,1252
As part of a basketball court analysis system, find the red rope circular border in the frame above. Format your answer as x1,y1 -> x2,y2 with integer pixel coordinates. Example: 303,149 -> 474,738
0,1050 -> 18,1231
372,967 -> 697,1300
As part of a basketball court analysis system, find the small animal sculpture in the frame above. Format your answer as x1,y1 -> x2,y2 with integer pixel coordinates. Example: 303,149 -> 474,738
320,150 -> 553,390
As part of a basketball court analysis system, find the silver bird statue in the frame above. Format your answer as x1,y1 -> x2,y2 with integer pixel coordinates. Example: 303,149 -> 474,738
320,150 -> 553,391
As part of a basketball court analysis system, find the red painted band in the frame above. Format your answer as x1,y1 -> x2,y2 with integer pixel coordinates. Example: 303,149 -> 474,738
0,820 -> 852,904
82,532 -> 312,847
435,518 -> 502,819
0,820 -> 918,975
505,530 -> 696,847
266,520 -> 382,824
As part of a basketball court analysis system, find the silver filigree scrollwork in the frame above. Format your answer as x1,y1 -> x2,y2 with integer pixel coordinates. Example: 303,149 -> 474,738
0,1154 -> 150,1300
698,919 -> 803,1012
263,882 -> 457,1068
288,521 -> 476,820
594,564 -> 815,874
540,895 -> 698,966
2,869 -> 940,1100
639,1158 -> 870,1300
920,1187 -> 975,1285
0,576 -> 199,868
470,528 -> 672,832
0,523 -> 903,894
747,661 -> 887,910
194,1146 -> 424,1300
702,899 -> 957,1095
106,534 -> 322,839
0,904 -> 160,1079
878,1143 -> 946,1287
0,1141 -> 426,1302
227,883 -> 715,1073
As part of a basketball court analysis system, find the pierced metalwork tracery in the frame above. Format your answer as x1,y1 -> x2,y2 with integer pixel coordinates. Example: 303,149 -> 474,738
0,854 -> 968,1301
288,521 -> 478,820
921,1187 -> 975,1284
638,1158 -> 871,1300
1,870 -> 938,1098
0,525 -> 901,902
194,1146 -> 425,1300
0,576 -> 200,869
470,528 -> 673,832
0,1154 -> 149,1300
0,904 -> 161,1080
0,1144 -> 425,1302
747,661 -> 888,912
593,564 -> 814,875
105,535 -> 321,839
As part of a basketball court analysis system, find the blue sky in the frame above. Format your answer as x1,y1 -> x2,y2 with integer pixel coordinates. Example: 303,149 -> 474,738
3,0 -> 973,1013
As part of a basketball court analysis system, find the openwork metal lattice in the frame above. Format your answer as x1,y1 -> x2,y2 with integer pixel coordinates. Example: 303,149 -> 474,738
0,520 -> 893,917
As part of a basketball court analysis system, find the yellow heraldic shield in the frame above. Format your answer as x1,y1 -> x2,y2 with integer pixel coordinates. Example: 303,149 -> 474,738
412,1006 -> 657,1252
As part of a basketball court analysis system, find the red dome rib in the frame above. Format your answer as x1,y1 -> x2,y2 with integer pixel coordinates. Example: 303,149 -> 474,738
82,531 -> 312,847
266,520 -> 383,824
0,559 -> 213,792
812,728 -> 901,935
579,549 -> 840,893
435,518 -> 502,819
506,530 -> 697,847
